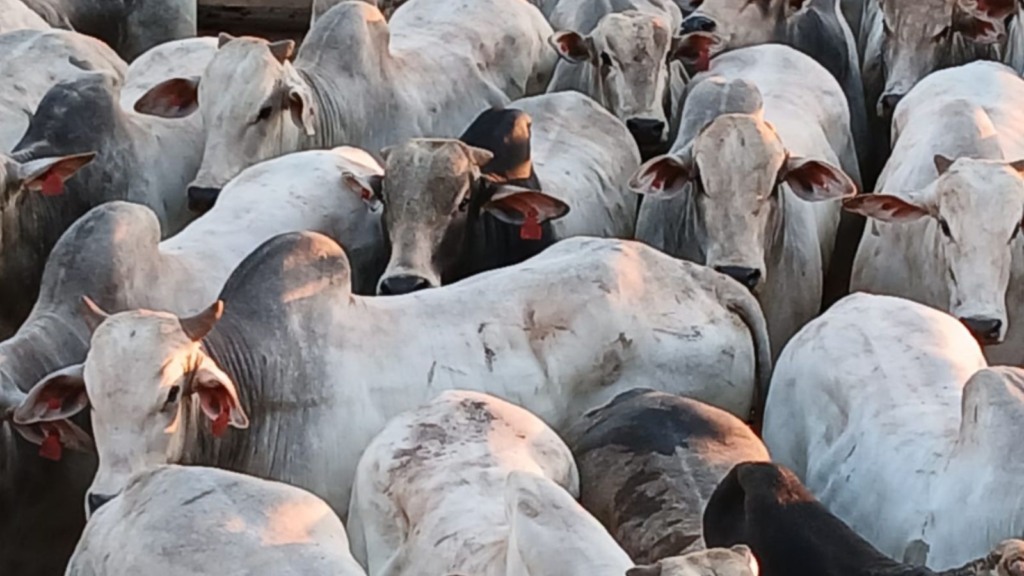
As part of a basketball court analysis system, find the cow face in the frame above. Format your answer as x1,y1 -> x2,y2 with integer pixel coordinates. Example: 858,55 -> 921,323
627,546 -> 760,576
994,539 -> 1024,576
134,34 -> 314,192
351,139 -> 567,295
550,12 -> 678,149
875,0 -> 1016,116
12,300 -> 248,518
844,157 -> 1024,344
630,113 -> 855,292
680,0 -> 778,49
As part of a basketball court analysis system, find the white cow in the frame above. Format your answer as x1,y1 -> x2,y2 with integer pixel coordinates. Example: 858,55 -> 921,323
349,390 -> 632,575
765,293 -> 1024,570
845,61 -> 1024,363
630,44 -> 861,359
545,0 -> 684,152
15,234 -> 769,522
0,29 -> 124,150
627,547 -> 760,576
66,465 -> 366,576
137,0 -> 556,193
0,0 -> 50,33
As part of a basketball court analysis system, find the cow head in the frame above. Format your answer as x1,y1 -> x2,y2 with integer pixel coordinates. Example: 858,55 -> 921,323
680,0 -> 780,49
993,539 -> 1024,576
13,298 -> 248,518
844,156 -> 1024,345
627,545 -> 760,576
135,33 -> 314,194
550,11 -> 682,149
876,0 -> 1017,117
630,111 -> 856,292
347,139 -> 568,295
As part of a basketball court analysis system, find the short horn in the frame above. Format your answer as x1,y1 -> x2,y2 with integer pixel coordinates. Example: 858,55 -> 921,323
80,296 -> 110,333
179,300 -> 224,342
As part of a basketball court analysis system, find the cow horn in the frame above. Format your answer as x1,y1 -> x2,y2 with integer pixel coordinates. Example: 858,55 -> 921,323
80,296 -> 110,333
179,301 -> 224,342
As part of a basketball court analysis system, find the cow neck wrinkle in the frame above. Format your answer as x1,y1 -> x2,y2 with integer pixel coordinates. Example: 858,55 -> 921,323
296,67 -> 342,151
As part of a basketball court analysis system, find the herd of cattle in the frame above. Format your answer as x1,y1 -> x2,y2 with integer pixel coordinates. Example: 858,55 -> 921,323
1,0 -> 1023,574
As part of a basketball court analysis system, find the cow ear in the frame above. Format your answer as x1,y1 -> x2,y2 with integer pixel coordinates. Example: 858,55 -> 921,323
549,31 -> 594,64
268,39 -> 295,63
482,185 -> 570,225
13,364 -> 89,425
934,154 -> 956,175
189,363 -> 249,436
465,145 -> 495,169
284,69 -> 316,137
133,77 -> 200,118
342,171 -> 383,210
629,150 -> 696,199
842,194 -> 931,222
670,32 -> 721,69
218,32 -> 237,48
626,564 -> 663,576
954,0 -> 1014,43
15,152 -> 95,197
780,156 -> 857,201
731,544 -> 760,576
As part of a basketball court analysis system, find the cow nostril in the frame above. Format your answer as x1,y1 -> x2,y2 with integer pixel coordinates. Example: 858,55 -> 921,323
378,274 -> 432,296
187,186 -> 221,214
87,493 -> 113,515
959,317 -> 1003,345
714,266 -> 762,291
626,118 -> 666,145
878,93 -> 904,117
680,14 -> 716,34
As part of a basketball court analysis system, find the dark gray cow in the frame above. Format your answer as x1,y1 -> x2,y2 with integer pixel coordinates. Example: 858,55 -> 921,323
567,389 -> 769,564
0,70 -> 200,336
20,0 -> 197,61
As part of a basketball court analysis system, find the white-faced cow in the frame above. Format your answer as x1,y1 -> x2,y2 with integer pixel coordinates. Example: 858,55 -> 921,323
0,39 -> 217,338
0,148 -> 386,572
845,61 -> 1024,363
348,390 -> 632,575
765,293 -> 1024,570
627,547 -> 760,576
630,44 -> 860,359
0,29 -> 124,151
356,92 -> 639,294
545,0 -> 684,154
137,0 -> 556,198
704,462 -> 1024,576
66,466 -> 367,576
15,233 -> 768,522
567,388 -> 769,563
679,0 -> 868,169
19,0 -> 197,61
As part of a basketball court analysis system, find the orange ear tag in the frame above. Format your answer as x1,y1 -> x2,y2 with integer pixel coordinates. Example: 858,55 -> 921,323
40,173 -> 64,197
212,408 -> 229,438
39,428 -> 63,461
520,209 -> 542,240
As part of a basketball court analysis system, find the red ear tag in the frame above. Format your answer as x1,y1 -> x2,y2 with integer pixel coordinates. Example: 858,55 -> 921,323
39,428 -> 63,461
696,48 -> 710,73
40,173 -> 64,197
47,396 -> 62,410
211,408 -> 229,438
520,209 -> 542,240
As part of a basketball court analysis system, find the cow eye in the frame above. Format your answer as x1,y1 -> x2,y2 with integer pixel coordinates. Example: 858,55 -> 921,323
255,105 -> 274,123
600,52 -> 612,68
163,385 -> 181,408
938,217 -> 952,238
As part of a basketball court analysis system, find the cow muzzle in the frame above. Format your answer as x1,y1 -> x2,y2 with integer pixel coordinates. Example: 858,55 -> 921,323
626,118 -> 667,148
187,186 -> 221,214
680,14 -> 717,34
86,491 -> 115,517
715,265 -> 763,293
959,316 -> 1004,345
378,274 -> 433,296
877,93 -> 904,118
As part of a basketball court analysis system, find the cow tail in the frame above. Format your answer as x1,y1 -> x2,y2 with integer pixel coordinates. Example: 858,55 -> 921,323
724,287 -> 773,435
